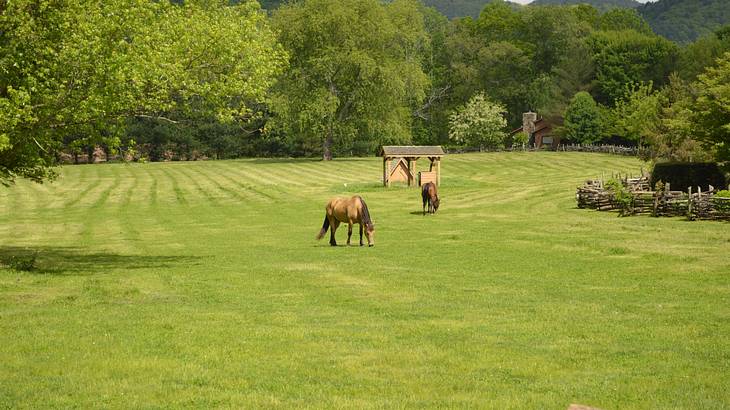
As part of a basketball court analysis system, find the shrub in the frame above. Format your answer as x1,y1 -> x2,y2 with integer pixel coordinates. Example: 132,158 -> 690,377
650,162 -> 727,191
6,253 -> 37,272
605,178 -> 633,216
713,190 -> 730,212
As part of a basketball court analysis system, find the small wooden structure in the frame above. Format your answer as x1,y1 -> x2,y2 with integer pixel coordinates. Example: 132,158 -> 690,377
510,112 -> 559,150
380,146 -> 444,187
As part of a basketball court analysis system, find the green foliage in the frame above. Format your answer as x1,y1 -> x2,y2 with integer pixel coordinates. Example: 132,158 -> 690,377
423,0 -> 514,19
3,251 -> 38,272
562,91 -> 603,144
0,0 -> 286,184
588,29 -> 678,105
650,162 -> 728,191
677,26 -> 730,81
271,0 -> 429,160
513,131 -> 530,146
599,8 -> 652,34
692,52 -> 730,162
644,74 -> 710,162
448,93 -> 507,150
611,82 -> 661,144
716,190 -> 730,198
531,0 -> 641,13
639,0 -> 730,44
605,177 -> 633,215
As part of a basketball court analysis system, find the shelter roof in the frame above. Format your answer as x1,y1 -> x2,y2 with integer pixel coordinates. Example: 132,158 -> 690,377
380,145 -> 445,157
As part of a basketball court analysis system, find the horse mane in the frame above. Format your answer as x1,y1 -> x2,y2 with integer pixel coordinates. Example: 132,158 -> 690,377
357,196 -> 374,229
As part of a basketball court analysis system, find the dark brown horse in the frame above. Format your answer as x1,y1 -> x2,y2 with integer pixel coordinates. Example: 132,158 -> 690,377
316,196 -> 375,246
422,182 -> 440,215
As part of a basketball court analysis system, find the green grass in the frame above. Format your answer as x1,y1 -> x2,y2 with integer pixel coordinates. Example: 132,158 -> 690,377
1,152 -> 728,408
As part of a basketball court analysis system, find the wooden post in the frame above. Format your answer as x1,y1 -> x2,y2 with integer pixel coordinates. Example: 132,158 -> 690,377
436,158 -> 441,186
688,186 -> 692,220
410,158 -> 417,187
383,157 -> 391,187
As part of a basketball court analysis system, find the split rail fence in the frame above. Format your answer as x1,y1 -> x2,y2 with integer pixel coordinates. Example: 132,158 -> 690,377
576,176 -> 730,220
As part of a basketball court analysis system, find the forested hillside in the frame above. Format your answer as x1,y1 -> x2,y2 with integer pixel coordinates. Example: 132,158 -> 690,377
260,0 -> 505,19
419,0 -> 497,18
639,0 -> 730,43
531,0 -> 640,12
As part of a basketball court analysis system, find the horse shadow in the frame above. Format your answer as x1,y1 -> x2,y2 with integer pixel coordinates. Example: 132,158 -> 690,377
0,246 -> 200,275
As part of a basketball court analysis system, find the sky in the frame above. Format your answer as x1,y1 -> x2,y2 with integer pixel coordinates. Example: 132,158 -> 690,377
510,0 -> 657,3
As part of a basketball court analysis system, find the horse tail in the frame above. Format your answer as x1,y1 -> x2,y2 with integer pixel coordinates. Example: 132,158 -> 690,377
316,215 -> 329,240
358,196 -> 373,229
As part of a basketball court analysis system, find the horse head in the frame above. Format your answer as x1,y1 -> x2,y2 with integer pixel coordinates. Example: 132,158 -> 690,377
365,223 -> 375,247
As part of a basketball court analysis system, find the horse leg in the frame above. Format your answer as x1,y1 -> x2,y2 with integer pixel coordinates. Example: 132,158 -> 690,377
329,218 -> 339,246
359,224 -> 364,246
423,197 -> 427,216
347,223 -> 353,246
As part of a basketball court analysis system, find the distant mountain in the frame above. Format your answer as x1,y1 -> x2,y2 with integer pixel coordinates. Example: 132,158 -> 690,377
531,0 -> 640,12
639,0 -> 730,43
419,0 -> 502,19
256,0 -> 730,44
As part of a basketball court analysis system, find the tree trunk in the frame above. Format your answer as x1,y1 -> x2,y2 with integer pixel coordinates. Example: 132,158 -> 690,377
323,130 -> 333,161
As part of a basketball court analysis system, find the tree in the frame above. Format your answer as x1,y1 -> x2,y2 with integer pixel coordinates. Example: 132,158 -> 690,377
611,82 -> 662,146
448,93 -> 507,150
562,91 -> 603,144
678,26 -> 730,81
588,29 -> 678,105
0,0 -> 286,185
646,74 -> 710,162
599,8 -> 652,35
271,0 -> 429,160
692,51 -> 730,161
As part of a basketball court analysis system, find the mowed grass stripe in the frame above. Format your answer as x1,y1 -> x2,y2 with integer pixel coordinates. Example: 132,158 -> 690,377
170,164 -> 227,208
184,163 -> 267,203
64,165 -> 113,210
158,165 -> 189,206
222,161 -> 324,197
223,160 -> 308,188
203,162 -> 282,201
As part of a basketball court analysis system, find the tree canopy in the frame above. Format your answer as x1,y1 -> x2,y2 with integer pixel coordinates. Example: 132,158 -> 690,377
0,0 -> 286,184
270,0 -> 429,160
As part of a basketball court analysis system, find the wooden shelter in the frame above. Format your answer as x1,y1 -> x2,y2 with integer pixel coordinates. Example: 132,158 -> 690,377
380,146 -> 445,187
510,112 -> 559,150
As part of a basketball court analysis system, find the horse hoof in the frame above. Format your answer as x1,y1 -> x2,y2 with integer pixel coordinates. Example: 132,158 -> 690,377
368,244 -> 373,247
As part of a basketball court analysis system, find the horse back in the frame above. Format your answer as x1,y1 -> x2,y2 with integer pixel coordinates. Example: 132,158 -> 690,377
327,196 -> 360,222
422,182 -> 437,199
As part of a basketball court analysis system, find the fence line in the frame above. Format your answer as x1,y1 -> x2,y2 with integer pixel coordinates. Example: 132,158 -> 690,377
576,176 -> 730,220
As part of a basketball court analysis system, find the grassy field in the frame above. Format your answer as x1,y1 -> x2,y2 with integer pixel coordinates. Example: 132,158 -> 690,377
1,152 -> 728,408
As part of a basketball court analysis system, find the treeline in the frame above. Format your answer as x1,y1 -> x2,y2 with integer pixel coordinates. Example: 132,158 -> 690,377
1,0 -> 730,185
639,0 -> 730,44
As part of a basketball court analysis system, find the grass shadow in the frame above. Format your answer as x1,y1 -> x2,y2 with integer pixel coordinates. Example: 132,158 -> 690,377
0,246 -> 201,275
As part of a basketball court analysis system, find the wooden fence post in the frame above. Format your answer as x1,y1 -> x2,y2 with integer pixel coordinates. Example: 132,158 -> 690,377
687,186 -> 692,220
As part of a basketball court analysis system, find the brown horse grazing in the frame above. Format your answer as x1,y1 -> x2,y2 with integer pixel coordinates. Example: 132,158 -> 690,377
316,196 -> 375,247
422,182 -> 440,215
